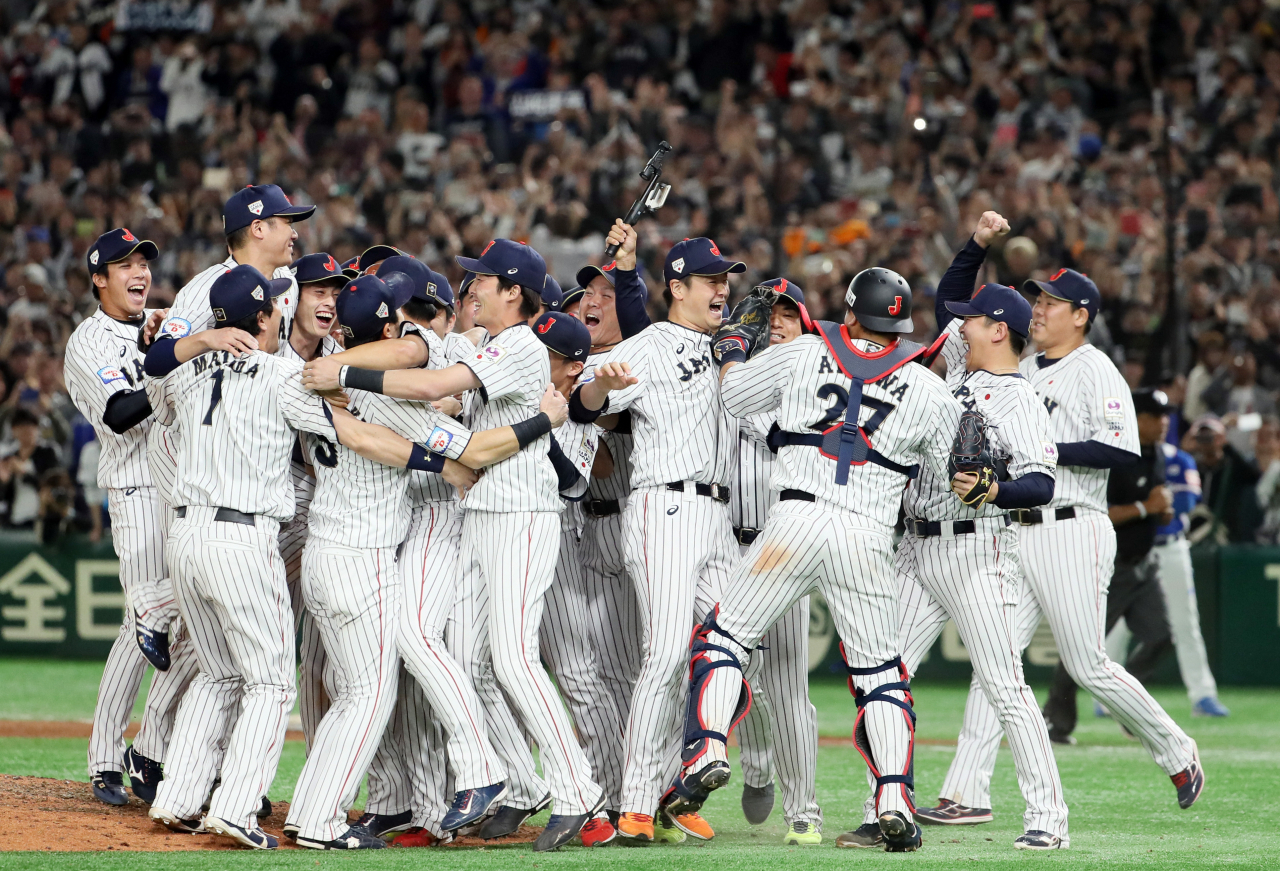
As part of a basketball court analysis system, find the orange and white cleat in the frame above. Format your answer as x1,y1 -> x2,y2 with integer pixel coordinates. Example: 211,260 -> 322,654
665,808 -> 714,841
616,812 -> 654,842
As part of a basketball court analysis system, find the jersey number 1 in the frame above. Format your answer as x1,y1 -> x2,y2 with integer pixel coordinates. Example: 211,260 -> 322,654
201,370 -> 225,426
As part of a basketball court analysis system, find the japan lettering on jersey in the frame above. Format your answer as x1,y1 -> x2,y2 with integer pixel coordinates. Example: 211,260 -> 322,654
721,334 -> 961,527
307,389 -> 470,548
64,309 -> 154,490
903,321 -> 1056,521
1020,343 -> 1139,514
157,256 -> 299,344
151,350 -> 341,520
461,324 -> 561,513
581,322 -> 736,490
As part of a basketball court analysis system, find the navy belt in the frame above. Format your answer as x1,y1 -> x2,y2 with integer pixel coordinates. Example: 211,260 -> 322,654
734,527 -> 761,546
665,481 -> 730,503
174,506 -> 257,526
584,499 -> 621,518
1008,506 -> 1076,526
780,489 -> 816,503
907,516 -> 1012,538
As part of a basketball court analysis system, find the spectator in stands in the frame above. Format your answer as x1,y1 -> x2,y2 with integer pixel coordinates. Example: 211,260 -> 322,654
1186,416 -> 1262,543
0,407 -> 61,529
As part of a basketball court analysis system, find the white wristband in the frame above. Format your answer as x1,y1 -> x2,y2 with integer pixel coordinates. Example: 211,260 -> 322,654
339,365 -> 350,388
1134,501 -> 1148,519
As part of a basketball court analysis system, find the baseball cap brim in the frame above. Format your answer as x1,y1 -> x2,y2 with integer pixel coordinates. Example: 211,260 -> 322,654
359,245 -> 403,270
104,239 -> 160,268
558,286 -> 584,310
266,277 -> 293,298
1023,278 -> 1071,301
455,255 -> 494,275
576,265 -> 616,289
944,300 -> 986,318
689,258 -> 747,276
272,204 -> 316,223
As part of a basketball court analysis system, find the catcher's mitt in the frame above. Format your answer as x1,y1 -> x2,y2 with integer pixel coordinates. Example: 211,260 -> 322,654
949,409 -> 999,507
712,285 -> 780,365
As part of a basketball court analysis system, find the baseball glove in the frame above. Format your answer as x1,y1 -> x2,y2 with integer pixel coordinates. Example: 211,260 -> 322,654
712,285 -> 780,365
949,409 -> 999,507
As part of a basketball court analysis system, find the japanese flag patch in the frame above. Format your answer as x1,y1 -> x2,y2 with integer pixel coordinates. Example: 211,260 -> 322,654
97,366 -> 126,385
426,426 -> 454,454
1103,397 -> 1124,420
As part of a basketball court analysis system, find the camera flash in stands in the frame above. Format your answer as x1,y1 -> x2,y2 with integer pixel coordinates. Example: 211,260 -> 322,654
913,117 -> 928,131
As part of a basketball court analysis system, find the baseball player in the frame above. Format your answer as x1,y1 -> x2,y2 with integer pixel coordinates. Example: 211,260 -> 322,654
302,239 -> 607,852
919,269 -> 1204,823
859,218 -> 1068,851
276,253 -> 348,747
655,268 -> 964,853
64,229 -> 198,806
532,310 -> 625,848
1106,438 -> 1227,717
726,279 -> 823,846
569,236 -> 744,844
145,265 -> 459,849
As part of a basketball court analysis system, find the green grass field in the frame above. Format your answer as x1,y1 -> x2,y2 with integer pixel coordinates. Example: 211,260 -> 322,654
0,659 -> 1276,868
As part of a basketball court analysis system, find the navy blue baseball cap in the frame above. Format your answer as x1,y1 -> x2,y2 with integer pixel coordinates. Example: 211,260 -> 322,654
759,276 -> 805,309
424,266 -> 455,307
542,274 -> 564,309
533,311 -> 591,363
663,237 -> 745,285
209,264 -> 291,324
358,245 -> 406,273
458,272 -> 476,297
558,285 -> 584,311
291,252 -> 345,285
945,283 -> 1033,338
223,184 -> 315,235
576,260 -> 620,290
336,275 -> 397,343
340,256 -> 361,280
87,227 -> 158,273
376,255 -> 432,309
1024,268 -> 1099,321
456,239 -> 547,292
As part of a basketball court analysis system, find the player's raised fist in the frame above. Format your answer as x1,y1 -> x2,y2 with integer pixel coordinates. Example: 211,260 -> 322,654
593,361 -> 638,392
973,211 -> 1011,249
302,356 -> 342,392
605,220 -> 638,270
540,383 -> 569,427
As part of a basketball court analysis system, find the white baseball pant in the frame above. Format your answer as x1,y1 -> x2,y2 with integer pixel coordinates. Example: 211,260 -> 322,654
459,509 -> 603,815
541,525 -> 627,811
286,538 -> 401,842
618,487 -> 738,815
88,487 -> 196,775
154,508 -> 294,828
1107,537 -> 1219,704
365,665 -> 451,836
889,523 -> 1068,839
940,512 -> 1198,807
279,512 -> 329,748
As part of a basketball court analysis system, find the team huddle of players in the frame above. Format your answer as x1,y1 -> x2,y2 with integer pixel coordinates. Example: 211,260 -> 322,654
63,184 -> 1206,854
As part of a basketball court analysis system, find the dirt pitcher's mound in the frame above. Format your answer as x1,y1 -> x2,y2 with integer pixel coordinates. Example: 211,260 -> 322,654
0,775 -> 540,852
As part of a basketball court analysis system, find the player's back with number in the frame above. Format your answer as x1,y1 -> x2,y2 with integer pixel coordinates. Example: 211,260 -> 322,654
722,334 -> 958,525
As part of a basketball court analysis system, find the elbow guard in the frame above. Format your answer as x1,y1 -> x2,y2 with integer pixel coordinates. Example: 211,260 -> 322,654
102,390 -> 154,434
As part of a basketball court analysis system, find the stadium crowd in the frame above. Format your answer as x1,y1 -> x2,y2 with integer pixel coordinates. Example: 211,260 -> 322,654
2,0 -> 1280,543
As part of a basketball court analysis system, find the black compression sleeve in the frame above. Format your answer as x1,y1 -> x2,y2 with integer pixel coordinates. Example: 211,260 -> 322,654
512,412 -> 552,448
569,388 -> 606,423
1056,441 -> 1140,469
341,366 -> 385,394
102,390 -> 154,434
406,443 -> 445,473
548,435 -> 584,491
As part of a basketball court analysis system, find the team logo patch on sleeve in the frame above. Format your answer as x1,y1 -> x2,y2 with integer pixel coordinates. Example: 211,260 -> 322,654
1042,441 -> 1058,465
1103,397 -> 1123,420
426,427 -> 454,453
97,366 -> 126,385
477,344 -> 507,361
161,317 -> 192,338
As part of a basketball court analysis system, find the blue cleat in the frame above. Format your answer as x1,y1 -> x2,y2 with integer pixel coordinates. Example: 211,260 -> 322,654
205,816 -> 278,850
1192,697 -> 1230,717
1172,749 -> 1205,809
124,745 -> 163,804
355,810 -> 412,837
442,782 -> 508,832
134,612 -> 171,671
91,770 -> 128,806
534,796 -> 606,852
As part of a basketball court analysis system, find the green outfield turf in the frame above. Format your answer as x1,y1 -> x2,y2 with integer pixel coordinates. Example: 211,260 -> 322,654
0,658 -> 1275,868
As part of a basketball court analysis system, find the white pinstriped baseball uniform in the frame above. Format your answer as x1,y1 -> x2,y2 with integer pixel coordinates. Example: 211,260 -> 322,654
539,418 -> 629,813
882,320 -> 1068,838
66,308 -> 197,779
579,321 -> 739,815
287,384 -> 472,843
730,415 -> 821,829
364,323 -> 509,829
686,333 -> 961,822
156,256 -> 297,346
149,350 -> 339,830
455,323 -> 603,816
939,343 -> 1198,808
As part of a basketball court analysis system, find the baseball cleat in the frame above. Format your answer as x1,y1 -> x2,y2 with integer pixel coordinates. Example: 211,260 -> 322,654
257,796 -> 272,819
783,821 -> 822,845
91,770 -> 128,806
662,760 -> 731,817
1193,697 -> 1230,717
664,808 -> 714,840
205,816 -> 278,850
534,810 -> 595,852
741,782 -> 775,824
879,811 -> 922,852
616,812 -> 654,842
653,812 -> 686,844
1014,830 -> 1066,850
282,823 -> 299,841
149,806 -> 205,833
134,612 -> 171,671
389,827 -> 441,848
124,746 -> 162,805
478,793 -> 551,840
442,781 -> 508,831
355,810 -> 413,837
913,798 -> 993,825
296,824 -> 386,850
835,823 -> 884,848
1172,749 -> 1206,809
578,817 -> 617,847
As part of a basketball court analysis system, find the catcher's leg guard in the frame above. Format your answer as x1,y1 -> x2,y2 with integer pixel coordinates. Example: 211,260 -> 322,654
680,609 -> 753,769
842,644 -> 917,815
